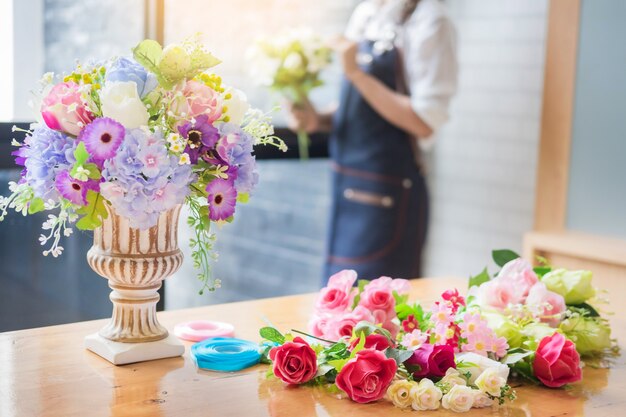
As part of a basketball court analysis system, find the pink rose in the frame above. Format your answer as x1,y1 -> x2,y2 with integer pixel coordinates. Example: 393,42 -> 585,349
363,276 -> 392,291
315,270 -> 357,313
335,349 -> 397,403
358,286 -> 395,319
269,336 -> 318,385
476,278 -> 521,311
349,333 -> 394,351
308,313 -> 330,338
498,258 -> 538,300
390,278 -> 411,295
407,343 -> 456,378
324,307 -> 374,341
172,80 -> 223,123
327,269 -> 357,294
533,332 -> 582,388
525,282 -> 566,327
41,82 -> 94,136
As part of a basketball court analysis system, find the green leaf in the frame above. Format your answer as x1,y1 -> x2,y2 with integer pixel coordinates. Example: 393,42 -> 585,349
492,249 -> 520,267
74,142 -> 89,166
503,349 -> 534,365
83,163 -> 102,180
386,348 -> 413,366
237,192 -> 249,203
533,266 -> 552,278
132,39 -> 163,75
28,198 -> 45,214
351,279 -> 370,309
76,191 -> 108,230
392,290 -> 409,305
469,267 -> 490,289
259,327 -> 285,344
348,333 -> 366,360
327,358 -> 348,372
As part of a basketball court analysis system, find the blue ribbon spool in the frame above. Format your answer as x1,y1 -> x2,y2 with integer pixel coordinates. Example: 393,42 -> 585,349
191,337 -> 261,372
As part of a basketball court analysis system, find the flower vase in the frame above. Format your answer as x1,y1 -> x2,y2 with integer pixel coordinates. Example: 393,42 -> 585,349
84,204 -> 185,365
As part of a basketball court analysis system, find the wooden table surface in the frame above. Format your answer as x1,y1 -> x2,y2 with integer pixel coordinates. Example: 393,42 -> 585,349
1,276 -> 624,417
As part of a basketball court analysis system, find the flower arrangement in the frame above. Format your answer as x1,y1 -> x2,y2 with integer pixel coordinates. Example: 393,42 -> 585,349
259,250 -> 617,412
0,38 -> 285,293
247,28 -> 332,159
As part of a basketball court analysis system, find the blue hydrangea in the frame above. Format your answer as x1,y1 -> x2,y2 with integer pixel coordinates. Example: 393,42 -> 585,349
106,57 -> 157,98
100,128 -> 193,229
15,126 -> 76,201
217,123 -> 258,194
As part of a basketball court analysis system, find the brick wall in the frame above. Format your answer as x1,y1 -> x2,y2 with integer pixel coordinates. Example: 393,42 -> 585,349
166,0 -> 550,308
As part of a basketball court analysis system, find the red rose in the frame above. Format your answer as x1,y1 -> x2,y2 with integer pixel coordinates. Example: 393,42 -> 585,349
269,337 -> 318,385
533,332 -> 582,388
335,349 -> 397,403
407,343 -> 456,378
349,333 -> 393,351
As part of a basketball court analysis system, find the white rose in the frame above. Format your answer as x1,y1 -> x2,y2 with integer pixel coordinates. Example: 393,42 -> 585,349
223,87 -> 250,125
455,352 -> 510,384
410,378 -> 442,411
386,380 -> 416,409
475,367 -> 506,397
473,391 -> 494,408
441,368 -> 467,390
100,81 -> 149,128
441,384 -> 475,413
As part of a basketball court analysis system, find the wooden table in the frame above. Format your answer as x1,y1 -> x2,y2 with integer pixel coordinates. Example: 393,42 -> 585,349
1,277 -> 625,417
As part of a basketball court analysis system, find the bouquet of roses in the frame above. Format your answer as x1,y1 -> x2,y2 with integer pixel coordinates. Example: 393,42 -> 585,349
0,37 -> 285,293
247,28 -> 332,159
260,251 -> 617,412
260,271 -> 516,412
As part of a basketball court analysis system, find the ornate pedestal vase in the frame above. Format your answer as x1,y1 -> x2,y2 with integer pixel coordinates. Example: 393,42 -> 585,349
84,204 -> 185,365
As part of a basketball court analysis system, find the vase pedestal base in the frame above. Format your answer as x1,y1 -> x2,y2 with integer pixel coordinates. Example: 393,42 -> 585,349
85,333 -> 185,365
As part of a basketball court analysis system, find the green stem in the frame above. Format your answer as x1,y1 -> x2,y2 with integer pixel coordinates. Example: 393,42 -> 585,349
290,329 -> 337,344
297,129 -> 310,160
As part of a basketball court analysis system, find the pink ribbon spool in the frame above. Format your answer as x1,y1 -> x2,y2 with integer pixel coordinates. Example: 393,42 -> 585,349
174,320 -> 235,342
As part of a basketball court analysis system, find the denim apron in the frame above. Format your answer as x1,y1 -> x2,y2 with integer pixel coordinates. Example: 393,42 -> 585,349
324,39 -> 429,283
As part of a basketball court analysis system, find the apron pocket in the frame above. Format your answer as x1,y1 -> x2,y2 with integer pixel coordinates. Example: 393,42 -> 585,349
329,174 -> 410,264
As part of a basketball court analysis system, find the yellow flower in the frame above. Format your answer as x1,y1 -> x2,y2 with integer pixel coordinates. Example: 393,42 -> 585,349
386,380 -> 416,409
410,378 -> 443,411
441,368 -> 467,390
441,384 -> 474,413
475,368 -> 506,397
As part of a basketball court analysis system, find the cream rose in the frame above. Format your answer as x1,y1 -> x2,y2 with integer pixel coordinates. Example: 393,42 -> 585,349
100,81 -> 150,128
386,380 -> 416,409
473,391 -> 494,408
441,368 -> 467,390
223,87 -> 250,125
455,352 -> 510,384
441,385 -> 475,412
475,367 -> 506,397
410,378 -> 443,411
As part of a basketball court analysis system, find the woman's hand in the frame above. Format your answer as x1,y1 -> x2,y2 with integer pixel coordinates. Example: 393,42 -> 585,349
285,98 -> 320,134
334,37 -> 362,81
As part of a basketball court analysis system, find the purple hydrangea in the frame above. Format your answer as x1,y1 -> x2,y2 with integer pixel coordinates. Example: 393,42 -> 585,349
100,128 -> 193,229
216,123 -> 258,194
13,126 -> 77,201
106,57 -> 157,98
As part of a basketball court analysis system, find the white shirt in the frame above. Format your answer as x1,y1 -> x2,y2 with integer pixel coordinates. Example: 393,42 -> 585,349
345,0 -> 458,139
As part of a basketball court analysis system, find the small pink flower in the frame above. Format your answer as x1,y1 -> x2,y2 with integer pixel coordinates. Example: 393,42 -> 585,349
431,302 -> 454,325
462,333 -> 490,357
402,314 -> 419,332
441,288 -> 466,313
458,312 -> 488,339
490,336 -> 509,358
525,282 -> 566,327
401,329 -> 429,350
41,82 -> 95,136
172,80 -> 223,123
498,258 -> 538,301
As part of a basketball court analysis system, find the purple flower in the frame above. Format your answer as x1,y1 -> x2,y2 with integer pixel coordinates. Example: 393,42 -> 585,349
216,123 -> 258,194
177,115 -> 220,164
205,178 -> 237,221
54,170 -> 99,205
100,128 -> 193,229
106,57 -> 157,98
79,117 -> 125,162
14,126 -> 76,201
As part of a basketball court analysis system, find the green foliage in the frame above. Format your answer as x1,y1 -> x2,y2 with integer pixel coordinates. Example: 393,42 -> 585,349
468,267 -> 491,289
492,249 -> 520,267
28,198 -> 45,215
502,348 -> 534,365
385,348 -> 414,366
569,302 -> 600,317
351,279 -> 371,308
76,191 -> 108,230
533,266 -> 552,278
259,327 -> 285,344
186,196 -> 217,294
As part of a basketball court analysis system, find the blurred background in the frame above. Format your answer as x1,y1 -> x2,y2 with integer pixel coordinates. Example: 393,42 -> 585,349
1,0 -> 624,331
